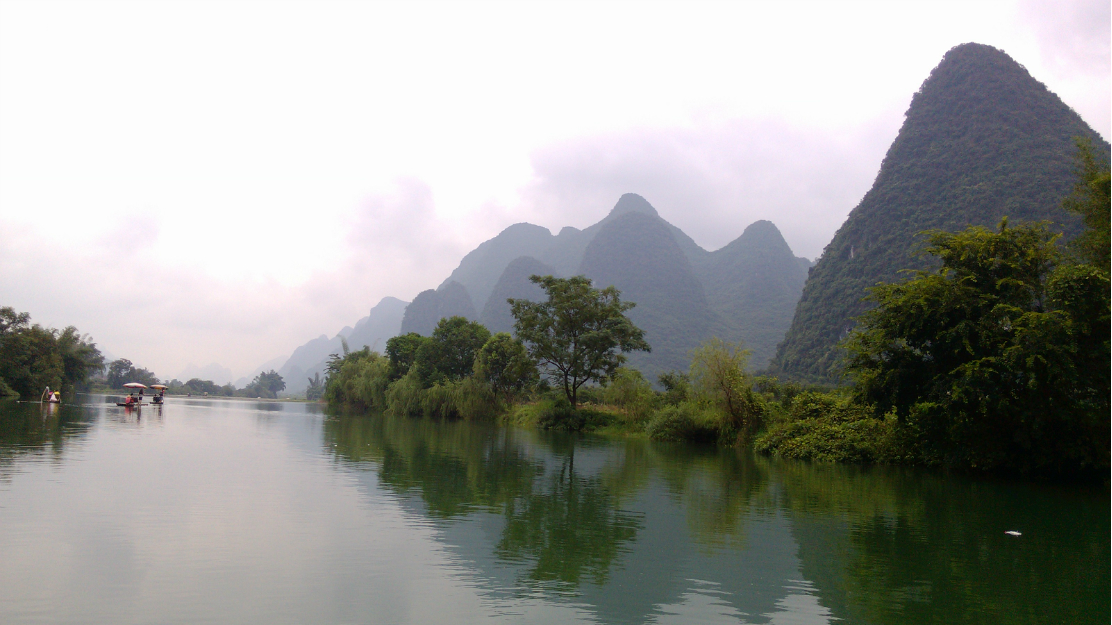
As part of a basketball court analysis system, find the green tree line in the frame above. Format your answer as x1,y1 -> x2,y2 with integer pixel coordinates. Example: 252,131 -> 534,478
0,307 -> 104,399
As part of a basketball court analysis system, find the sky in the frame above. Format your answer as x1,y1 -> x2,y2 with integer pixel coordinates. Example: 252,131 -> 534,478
1,0 -> 1109,381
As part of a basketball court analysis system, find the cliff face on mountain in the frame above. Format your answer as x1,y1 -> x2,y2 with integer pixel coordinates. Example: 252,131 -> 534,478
769,42 -> 1110,383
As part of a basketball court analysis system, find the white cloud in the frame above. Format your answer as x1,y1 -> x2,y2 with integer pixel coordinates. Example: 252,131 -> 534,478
0,0 -> 1106,377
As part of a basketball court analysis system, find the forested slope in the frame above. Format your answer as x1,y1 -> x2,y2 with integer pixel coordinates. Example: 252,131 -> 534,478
770,42 -> 1110,383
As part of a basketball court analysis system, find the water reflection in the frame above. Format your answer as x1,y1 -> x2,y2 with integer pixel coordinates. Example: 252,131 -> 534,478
324,411 -> 1110,625
0,400 -> 1105,625
324,412 -> 818,623
774,461 -> 1110,624
0,399 -> 96,479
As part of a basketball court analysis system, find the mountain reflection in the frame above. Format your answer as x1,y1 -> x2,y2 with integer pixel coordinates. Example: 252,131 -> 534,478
322,412 -> 805,623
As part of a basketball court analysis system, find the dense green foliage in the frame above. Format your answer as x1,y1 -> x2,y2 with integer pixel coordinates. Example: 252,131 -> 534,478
758,143 -> 1110,477
106,358 -> 160,388
755,391 -> 899,464
0,307 -> 104,399
247,370 -> 286,399
1063,139 -> 1111,267
414,316 -> 491,385
510,275 -> 650,408
842,218 -> 1108,475
384,332 -> 425,379
474,332 -> 538,403
326,317 -> 504,420
772,42 -> 1109,383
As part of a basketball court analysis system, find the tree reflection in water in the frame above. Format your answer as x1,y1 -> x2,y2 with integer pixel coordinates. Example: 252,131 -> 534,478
322,411 -> 1109,624
0,400 -> 96,479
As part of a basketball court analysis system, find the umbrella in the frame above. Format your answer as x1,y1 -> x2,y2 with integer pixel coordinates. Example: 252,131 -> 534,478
123,382 -> 148,389
150,384 -> 168,390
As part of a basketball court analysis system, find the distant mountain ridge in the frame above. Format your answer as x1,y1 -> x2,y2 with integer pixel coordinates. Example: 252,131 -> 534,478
415,192 -> 808,376
769,42 -> 1111,383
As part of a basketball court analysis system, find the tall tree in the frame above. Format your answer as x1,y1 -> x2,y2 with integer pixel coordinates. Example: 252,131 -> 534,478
510,275 -> 649,408
1062,139 -> 1111,270
474,333 -> 537,403
414,316 -> 491,385
250,370 -> 285,398
384,333 -> 428,380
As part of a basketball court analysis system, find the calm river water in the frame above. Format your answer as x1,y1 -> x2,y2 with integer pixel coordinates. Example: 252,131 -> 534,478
0,395 -> 1106,624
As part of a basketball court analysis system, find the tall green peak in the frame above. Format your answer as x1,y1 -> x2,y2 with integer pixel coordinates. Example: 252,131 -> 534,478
578,211 -> 716,381
769,42 -> 1109,383
702,220 -> 807,369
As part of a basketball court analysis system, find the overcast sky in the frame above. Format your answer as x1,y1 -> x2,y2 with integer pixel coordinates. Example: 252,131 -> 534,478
1,0 -> 1108,380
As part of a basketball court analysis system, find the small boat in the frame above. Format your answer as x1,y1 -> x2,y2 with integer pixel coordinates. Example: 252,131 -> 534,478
119,382 -> 149,408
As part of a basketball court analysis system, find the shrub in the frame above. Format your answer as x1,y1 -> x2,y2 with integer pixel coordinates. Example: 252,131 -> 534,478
451,376 -> 499,420
535,396 -> 612,432
601,367 -> 657,423
646,404 -> 719,443
755,416 -> 898,464
384,369 -> 424,416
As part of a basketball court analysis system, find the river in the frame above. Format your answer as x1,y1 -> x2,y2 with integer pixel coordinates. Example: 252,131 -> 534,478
0,395 -> 1106,624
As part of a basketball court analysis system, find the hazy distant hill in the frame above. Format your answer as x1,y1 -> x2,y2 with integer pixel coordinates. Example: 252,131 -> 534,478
277,192 -> 809,386
175,362 -> 235,386
439,223 -> 556,311
275,296 -> 408,394
578,210 -> 718,380
346,296 -> 409,352
700,220 -> 809,368
769,42 -> 1110,383
399,281 -> 477,336
479,256 -> 557,334
404,193 -> 809,379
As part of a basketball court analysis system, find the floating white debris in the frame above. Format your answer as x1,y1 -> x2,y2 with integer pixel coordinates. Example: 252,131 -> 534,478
1005,530 -> 1022,536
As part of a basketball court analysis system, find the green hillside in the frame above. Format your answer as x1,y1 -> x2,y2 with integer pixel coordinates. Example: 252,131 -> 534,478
700,220 -> 808,368
770,42 -> 1110,383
